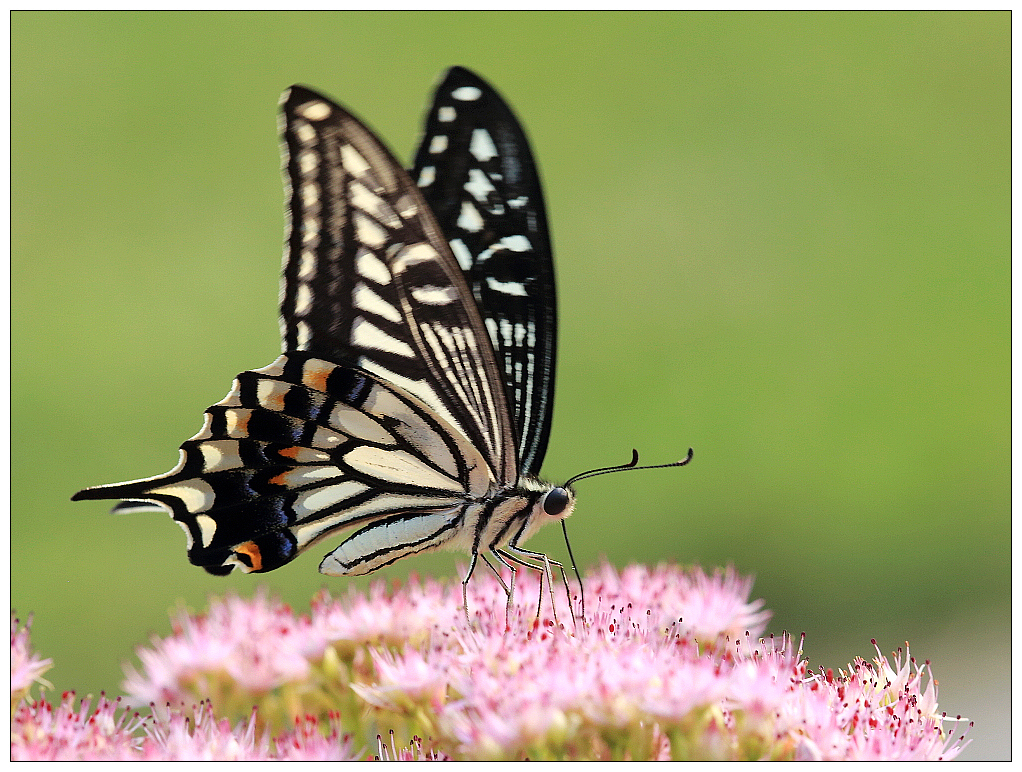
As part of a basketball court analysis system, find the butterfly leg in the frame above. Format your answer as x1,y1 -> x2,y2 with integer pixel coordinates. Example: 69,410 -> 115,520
498,546 -> 575,630
499,548 -> 553,626
481,551 -> 517,629
509,544 -> 578,630
461,551 -> 481,628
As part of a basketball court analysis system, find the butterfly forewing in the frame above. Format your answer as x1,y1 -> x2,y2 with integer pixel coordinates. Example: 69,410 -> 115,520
280,86 -> 516,484
412,67 -> 556,476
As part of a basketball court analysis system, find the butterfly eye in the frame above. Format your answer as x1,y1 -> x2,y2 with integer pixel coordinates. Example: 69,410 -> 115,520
542,487 -> 571,517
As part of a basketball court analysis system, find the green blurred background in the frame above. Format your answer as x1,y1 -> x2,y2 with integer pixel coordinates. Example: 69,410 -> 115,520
12,12 -> 1008,758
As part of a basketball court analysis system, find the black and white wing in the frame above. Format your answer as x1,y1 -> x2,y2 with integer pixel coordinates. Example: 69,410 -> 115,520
279,86 -> 516,484
412,67 -> 556,477
72,85 -> 520,577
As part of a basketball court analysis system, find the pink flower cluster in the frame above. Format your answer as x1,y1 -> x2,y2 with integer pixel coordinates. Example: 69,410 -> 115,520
10,693 -> 358,760
10,564 -> 971,760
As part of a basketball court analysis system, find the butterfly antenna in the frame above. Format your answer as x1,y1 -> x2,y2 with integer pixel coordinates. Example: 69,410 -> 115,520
559,447 -> 694,625
564,447 -> 694,488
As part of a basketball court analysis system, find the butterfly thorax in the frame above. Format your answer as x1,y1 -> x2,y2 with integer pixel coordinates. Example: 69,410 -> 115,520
470,475 -> 576,553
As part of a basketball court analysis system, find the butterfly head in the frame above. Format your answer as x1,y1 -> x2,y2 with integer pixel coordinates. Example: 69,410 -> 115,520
515,478 -> 577,540
540,485 -> 574,519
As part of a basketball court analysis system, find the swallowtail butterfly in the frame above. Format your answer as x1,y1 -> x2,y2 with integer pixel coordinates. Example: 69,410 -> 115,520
72,67 -> 692,620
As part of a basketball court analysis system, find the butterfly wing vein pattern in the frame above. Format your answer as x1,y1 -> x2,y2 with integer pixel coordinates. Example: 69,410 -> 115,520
72,68 -> 576,584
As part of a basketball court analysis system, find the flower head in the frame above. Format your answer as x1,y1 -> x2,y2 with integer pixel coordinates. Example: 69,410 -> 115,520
140,701 -> 269,760
16,561 -> 969,760
11,614 -> 53,708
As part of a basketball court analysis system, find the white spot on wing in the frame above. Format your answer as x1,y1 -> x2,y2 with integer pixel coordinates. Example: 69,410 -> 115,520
452,86 -> 482,101
499,318 -> 514,348
199,440 -> 244,472
298,100 -> 332,121
355,212 -> 388,247
298,149 -> 317,174
429,135 -> 448,154
302,216 -> 320,240
352,316 -> 417,358
195,514 -> 217,547
295,121 -> 316,144
150,480 -> 215,514
411,285 -> 459,305
464,168 -> 495,202
298,249 -> 317,280
486,277 -> 528,297
296,320 -> 312,349
301,181 -> 319,206
356,248 -> 391,285
514,322 -> 528,346
294,282 -> 313,316
417,166 -> 435,187
354,282 -> 402,323
438,106 -> 456,122
329,403 -> 395,445
501,234 -> 532,251
393,243 -> 440,271
293,480 -> 368,518
484,317 -> 499,345
341,144 -> 371,177
470,128 -> 498,162
343,447 -> 461,492
457,201 -> 484,233
449,238 -> 474,271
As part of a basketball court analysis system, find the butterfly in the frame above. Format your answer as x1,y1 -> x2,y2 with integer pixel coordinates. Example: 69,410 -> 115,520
72,67 -> 692,623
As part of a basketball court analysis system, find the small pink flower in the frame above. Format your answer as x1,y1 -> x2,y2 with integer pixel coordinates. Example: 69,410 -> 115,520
11,614 -> 53,706
122,590 -> 325,720
584,563 -> 772,644
760,636 -> 972,760
11,692 -> 146,760
273,712 -> 359,760
376,730 -> 452,760
140,701 -> 270,760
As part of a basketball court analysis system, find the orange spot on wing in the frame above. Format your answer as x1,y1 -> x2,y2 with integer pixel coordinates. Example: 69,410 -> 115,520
234,541 -> 263,572
302,360 -> 334,392
268,470 -> 292,486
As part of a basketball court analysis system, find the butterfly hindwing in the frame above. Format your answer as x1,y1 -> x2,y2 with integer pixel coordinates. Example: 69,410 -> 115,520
412,67 -> 557,477
72,352 -> 493,574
